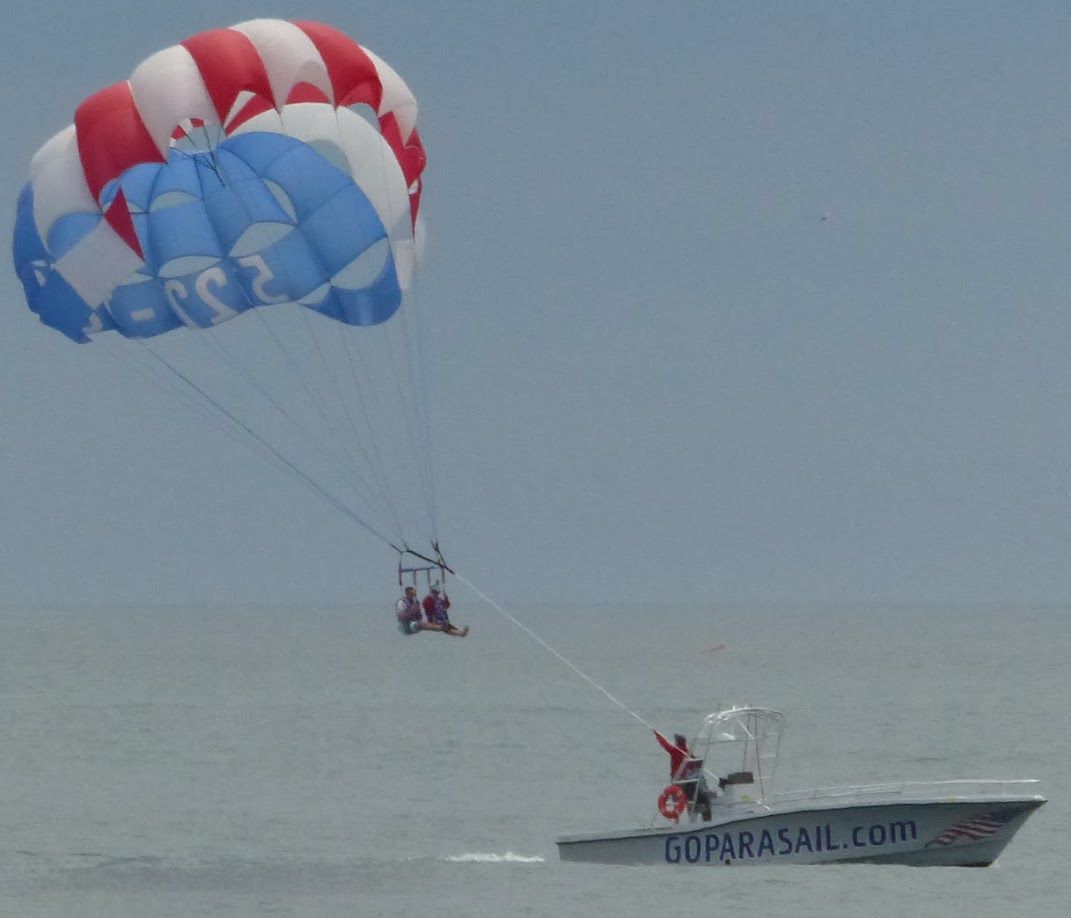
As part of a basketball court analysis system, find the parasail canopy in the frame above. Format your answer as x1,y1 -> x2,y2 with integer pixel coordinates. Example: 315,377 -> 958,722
13,19 -> 442,558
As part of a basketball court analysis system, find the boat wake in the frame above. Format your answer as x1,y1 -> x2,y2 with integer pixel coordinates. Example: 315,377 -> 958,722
441,852 -> 544,863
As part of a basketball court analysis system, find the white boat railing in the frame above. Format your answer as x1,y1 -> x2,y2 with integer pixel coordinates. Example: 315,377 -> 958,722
772,779 -> 1043,807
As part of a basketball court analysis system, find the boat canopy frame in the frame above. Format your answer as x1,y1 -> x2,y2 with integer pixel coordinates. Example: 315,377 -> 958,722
690,706 -> 786,807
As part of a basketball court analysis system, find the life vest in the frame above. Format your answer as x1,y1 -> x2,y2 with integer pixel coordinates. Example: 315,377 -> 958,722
396,596 -> 421,621
424,593 -> 449,622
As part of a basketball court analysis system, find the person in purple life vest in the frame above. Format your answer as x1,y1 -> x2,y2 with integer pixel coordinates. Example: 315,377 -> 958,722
423,582 -> 469,637
396,585 -> 443,635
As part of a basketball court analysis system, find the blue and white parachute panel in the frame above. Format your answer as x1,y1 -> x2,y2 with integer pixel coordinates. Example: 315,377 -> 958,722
12,20 -> 440,555
13,18 -> 426,344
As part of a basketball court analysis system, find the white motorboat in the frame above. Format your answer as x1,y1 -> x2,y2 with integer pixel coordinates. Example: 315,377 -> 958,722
556,706 -> 1045,867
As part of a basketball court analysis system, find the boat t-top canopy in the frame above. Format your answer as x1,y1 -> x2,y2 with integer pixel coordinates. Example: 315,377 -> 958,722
691,706 -> 786,806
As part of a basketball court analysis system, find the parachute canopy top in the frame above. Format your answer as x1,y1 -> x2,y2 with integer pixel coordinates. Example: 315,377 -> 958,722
13,19 -> 442,556
14,18 -> 427,344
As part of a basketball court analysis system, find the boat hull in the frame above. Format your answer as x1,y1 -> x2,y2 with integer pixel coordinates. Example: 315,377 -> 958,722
556,797 -> 1044,867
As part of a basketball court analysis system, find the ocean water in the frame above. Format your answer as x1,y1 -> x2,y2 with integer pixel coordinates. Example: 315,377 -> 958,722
0,600 -> 1066,917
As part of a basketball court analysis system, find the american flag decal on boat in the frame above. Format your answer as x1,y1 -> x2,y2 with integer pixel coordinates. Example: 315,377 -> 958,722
925,810 -> 1014,848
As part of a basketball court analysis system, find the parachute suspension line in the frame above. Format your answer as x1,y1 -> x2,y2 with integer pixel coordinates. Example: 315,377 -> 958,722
453,572 -> 657,733
127,339 -> 341,489
399,251 -> 439,541
381,299 -> 439,544
250,187 -> 406,540
97,335 -> 252,445
394,277 -> 439,543
141,192 -> 401,542
114,333 -> 403,553
206,147 -> 360,458
198,120 -> 222,175
412,285 -> 440,542
129,303 -> 400,545
101,337 -> 362,526
136,338 -> 398,549
245,305 -> 393,520
337,325 -> 407,542
323,101 -> 413,528
201,150 -> 407,546
107,336 -> 339,498
293,306 -> 406,542
195,323 -> 401,534
361,101 -> 439,544
380,329 -> 429,536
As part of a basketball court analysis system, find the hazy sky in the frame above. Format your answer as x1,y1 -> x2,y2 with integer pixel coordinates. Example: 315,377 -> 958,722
3,1 -> 1071,605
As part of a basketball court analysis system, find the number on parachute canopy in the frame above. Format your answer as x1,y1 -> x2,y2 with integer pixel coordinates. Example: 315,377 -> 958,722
238,254 -> 288,305
163,256 -> 288,328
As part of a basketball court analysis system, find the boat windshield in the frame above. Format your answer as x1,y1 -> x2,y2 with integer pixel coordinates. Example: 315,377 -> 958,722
691,706 -> 785,805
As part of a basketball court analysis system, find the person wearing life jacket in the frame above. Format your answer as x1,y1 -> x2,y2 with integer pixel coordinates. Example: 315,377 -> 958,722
654,730 -> 713,820
396,585 -> 440,635
423,582 -> 469,637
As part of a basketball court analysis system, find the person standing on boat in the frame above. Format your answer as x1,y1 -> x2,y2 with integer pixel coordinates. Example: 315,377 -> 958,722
423,582 -> 469,637
654,731 -> 712,820
655,732 -> 690,778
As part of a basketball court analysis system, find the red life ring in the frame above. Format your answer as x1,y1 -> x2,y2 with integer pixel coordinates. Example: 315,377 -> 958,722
658,784 -> 687,821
